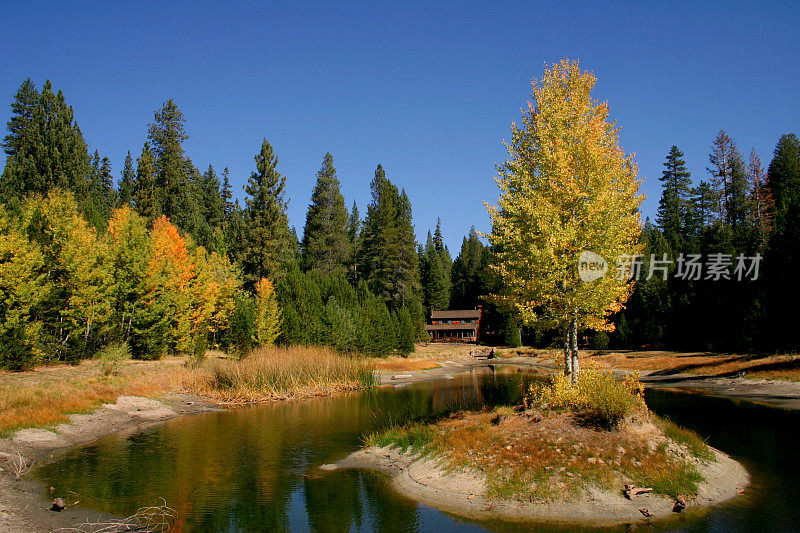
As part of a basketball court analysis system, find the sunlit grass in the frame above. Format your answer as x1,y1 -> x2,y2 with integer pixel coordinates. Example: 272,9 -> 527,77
180,346 -> 376,402
364,403 -> 710,502
0,375 -> 164,437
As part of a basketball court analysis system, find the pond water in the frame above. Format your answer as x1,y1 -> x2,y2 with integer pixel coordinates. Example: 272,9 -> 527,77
35,367 -> 800,532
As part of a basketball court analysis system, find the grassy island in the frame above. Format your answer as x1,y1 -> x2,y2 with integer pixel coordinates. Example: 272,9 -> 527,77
360,369 -> 744,521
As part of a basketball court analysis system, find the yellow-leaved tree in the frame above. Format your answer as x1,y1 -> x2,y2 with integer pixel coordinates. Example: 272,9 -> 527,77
254,277 -> 281,347
487,59 -> 643,382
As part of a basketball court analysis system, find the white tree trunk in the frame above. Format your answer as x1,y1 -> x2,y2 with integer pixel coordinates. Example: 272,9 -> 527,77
563,319 -> 573,376
570,309 -> 579,383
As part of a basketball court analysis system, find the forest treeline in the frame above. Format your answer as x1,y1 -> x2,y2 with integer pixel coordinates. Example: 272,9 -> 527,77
0,79 -> 512,369
610,133 -> 800,353
1,78 -> 798,369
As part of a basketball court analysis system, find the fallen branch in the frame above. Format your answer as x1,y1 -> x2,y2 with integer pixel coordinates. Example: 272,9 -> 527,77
51,498 -> 176,533
5,449 -> 33,480
623,484 -> 653,500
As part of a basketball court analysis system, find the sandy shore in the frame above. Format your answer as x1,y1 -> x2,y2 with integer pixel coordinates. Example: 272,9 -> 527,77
333,444 -> 749,527
0,393 -> 222,533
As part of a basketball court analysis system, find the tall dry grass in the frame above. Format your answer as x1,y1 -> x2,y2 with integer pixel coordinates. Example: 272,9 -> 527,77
0,347 -> 376,436
178,346 -> 376,402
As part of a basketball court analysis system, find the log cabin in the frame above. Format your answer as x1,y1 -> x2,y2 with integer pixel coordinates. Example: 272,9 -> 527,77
425,307 -> 482,343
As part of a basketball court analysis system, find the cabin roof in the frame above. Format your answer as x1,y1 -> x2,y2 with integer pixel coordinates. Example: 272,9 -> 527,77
425,323 -> 479,331
430,309 -> 481,319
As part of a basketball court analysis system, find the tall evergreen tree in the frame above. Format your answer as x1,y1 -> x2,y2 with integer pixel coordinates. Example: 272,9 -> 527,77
1,78 -> 39,157
748,149 -> 773,251
656,146 -> 692,248
0,79 -> 91,201
765,133 -> 800,350
118,151 -> 135,206
301,153 -> 349,274
200,164 -> 225,231
346,201 -> 361,284
241,138 -> 293,287
359,164 -> 420,309
708,130 -> 750,233
421,232 -> 450,311
450,228 -> 485,309
132,142 -> 159,221
221,166 -> 234,219
147,99 -> 199,236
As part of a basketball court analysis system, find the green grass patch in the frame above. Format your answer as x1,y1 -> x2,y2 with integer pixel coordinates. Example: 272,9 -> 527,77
365,423 -> 438,454
633,462 -> 704,498
656,417 -> 716,462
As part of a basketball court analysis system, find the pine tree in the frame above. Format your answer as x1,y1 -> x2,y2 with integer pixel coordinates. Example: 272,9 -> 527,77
241,138 -> 293,287
487,59 -> 643,380
301,153 -> 350,274
0,79 -> 91,201
118,151 -> 135,206
199,164 -> 225,241
656,146 -> 692,248
346,201 -> 361,284
450,228 -> 485,309
147,99 -> 200,237
748,149 -> 773,251
1,78 -> 39,157
221,167 -> 234,218
421,228 -> 451,311
132,142 -> 159,220
708,130 -> 750,233
765,133 -> 800,350
359,164 -> 420,309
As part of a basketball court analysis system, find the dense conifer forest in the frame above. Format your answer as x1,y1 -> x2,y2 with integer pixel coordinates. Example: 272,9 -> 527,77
1,77 -> 798,369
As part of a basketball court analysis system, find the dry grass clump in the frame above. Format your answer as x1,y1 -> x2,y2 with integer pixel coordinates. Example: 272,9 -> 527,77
375,356 -> 440,372
178,346 -> 376,402
0,375 -> 165,436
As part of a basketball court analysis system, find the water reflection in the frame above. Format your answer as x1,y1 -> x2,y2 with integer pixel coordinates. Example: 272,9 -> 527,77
37,369 -> 799,532
36,367 -> 536,532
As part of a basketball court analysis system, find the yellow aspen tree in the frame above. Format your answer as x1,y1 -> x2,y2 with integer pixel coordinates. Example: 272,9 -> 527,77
487,59 -> 643,382
147,215 -> 196,354
0,206 -> 50,368
254,277 -> 282,347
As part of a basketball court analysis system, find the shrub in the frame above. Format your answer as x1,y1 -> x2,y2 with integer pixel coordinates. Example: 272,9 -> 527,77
96,342 -> 132,376
187,331 -> 208,369
591,331 -> 609,351
227,292 -> 256,359
527,368 -> 644,429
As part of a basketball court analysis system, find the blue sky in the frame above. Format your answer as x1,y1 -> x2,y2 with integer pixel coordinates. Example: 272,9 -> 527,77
2,1 -> 798,253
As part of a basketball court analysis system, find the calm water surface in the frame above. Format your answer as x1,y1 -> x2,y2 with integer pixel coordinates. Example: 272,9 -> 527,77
35,367 -> 800,532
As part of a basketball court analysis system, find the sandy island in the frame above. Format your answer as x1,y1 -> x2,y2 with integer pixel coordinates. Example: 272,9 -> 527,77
332,443 -> 748,526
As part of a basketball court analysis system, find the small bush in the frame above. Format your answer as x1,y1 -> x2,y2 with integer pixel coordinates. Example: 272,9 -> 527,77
96,342 -> 132,376
187,332 -> 208,369
527,368 -> 644,429
591,331 -> 609,351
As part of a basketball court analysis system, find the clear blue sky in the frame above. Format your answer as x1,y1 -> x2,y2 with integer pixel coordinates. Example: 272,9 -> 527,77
2,1 -> 798,253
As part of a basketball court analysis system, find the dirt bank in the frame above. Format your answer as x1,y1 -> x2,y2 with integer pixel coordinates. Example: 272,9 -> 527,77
0,393 -> 221,533
334,445 -> 748,526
